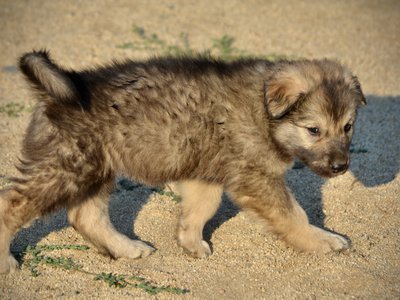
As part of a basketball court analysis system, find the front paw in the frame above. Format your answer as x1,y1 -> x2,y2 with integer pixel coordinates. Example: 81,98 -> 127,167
285,225 -> 350,253
312,227 -> 350,253
0,254 -> 19,275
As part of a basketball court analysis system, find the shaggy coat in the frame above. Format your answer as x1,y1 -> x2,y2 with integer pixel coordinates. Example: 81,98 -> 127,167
0,51 -> 365,274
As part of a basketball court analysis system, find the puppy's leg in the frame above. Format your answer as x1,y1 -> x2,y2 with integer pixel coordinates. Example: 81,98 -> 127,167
67,182 -> 154,259
0,189 -> 37,274
227,176 -> 349,253
176,180 -> 223,258
277,195 -> 349,253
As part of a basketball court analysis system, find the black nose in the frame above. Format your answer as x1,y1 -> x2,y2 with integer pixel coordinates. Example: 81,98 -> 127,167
330,162 -> 348,173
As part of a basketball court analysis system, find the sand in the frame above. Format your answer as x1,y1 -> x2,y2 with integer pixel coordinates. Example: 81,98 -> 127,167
0,0 -> 399,298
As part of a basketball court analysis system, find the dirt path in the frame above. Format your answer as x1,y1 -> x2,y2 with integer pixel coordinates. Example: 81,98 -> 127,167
0,1 -> 399,299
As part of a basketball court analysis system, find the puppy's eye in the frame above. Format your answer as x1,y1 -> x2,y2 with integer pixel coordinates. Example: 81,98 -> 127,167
344,123 -> 352,133
307,127 -> 320,136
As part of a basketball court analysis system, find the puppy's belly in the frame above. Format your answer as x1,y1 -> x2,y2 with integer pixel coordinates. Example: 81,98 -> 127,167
106,137 -> 203,185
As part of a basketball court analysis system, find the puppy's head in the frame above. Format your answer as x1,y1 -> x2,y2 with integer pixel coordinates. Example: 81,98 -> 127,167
265,60 -> 366,178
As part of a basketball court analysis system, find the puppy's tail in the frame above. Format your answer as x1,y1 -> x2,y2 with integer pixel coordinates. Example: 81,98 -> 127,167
19,50 -> 80,103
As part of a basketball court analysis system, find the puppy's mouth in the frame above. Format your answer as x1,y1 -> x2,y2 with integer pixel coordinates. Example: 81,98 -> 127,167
296,156 -> 349,178
294,149 -> 350,178
314,167 -> 348,178
308,162 -> 349,178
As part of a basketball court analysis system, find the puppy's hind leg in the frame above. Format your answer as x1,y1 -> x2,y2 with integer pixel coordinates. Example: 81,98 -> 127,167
0,188 -> 37,274
67,181 -> 154,260
176,180 -> 223,258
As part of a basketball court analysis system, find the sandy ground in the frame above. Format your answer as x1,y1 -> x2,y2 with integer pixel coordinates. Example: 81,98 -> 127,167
0,0 -> 399,299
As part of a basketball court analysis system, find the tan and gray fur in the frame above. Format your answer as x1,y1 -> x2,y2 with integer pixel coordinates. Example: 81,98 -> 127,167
0,50 -> 366,274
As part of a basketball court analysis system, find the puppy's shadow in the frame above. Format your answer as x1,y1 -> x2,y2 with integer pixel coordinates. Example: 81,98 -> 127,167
350,95 -> 400,187
286,164 -> 325,227
108,178 -> 157,239
10,177 -> 154,256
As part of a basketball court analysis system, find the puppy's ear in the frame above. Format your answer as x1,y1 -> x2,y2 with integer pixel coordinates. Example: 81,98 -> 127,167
265,68 -> 312,119
350,75 -> 367,106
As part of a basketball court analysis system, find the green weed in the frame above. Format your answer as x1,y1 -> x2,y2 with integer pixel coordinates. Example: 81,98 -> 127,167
117,25 -> 200,57
117,25 -> 290,61
24,244 -> 189,295
0,102 -> 33,117
158,190 -> 182,203
0,177 -> 11,188
95,272 -> 189,294
211,35 -> 245,60
25,244 -> 89,277
350,147 -> 368,154
0,102 -> 25,117
95,272 -> 129,288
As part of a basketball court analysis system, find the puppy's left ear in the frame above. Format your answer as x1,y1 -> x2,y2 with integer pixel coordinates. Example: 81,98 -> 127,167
264,68 -> 311,119
350,75 -> 367,106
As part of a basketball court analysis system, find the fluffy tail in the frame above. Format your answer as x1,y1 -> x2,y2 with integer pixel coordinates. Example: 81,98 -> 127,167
19,50 -> 80,103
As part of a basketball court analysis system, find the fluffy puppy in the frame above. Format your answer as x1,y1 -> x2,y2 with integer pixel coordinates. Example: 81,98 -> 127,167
0,51 -> 365,274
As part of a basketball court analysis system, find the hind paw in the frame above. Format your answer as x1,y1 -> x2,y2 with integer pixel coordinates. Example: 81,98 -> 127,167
0,254 -> 19,275
179,239 -> 212,258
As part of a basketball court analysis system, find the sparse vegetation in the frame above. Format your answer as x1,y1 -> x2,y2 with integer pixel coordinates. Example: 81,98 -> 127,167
25,244 -> 89,277
117,25 -> 291,61
24,244 -> 189,295
94,272 -> 188,294
350,147 -> 368,154
0,102 -> 32,117
0,102 -> 25,117
0,176 -> 11,188
117,25 -> 202,57
158,189 -> 182,203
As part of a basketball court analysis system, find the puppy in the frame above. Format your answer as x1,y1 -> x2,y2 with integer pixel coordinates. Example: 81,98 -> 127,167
0,51 -> 366,274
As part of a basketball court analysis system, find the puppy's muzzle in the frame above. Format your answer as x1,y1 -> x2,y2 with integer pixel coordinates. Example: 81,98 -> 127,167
329,157 -> 349,175
330,162 -> 348,174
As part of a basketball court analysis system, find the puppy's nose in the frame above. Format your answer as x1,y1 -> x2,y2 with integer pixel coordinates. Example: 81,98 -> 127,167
330,162 -> 348,173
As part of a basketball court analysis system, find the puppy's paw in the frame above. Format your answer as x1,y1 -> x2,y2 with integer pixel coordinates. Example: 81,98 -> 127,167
179,239 -> 212,258
125,240 -> 155,259
285,225 -> 350,253
110,240 -> 155,259
0,254 -> 19,275
317,230 -> 350,253
128,240 -> 155,258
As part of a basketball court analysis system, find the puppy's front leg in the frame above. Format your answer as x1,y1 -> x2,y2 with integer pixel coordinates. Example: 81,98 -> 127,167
175,180 -> 223,258
226,175 -> 350,253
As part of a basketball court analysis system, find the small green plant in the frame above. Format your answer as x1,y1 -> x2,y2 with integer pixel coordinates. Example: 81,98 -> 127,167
0,176 -> 11,188
211,35 -> 245,60
350,147 -> 368,154
0,102 -> 33,117
117,25 -> 200,57
117,25 -> 291,61
24,244 -> 189,295
95,272 -> 129,288
25,244 -> 89,277
0,102 -> 25,117
95,272 -> 188,294
158,190 -> 182,203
